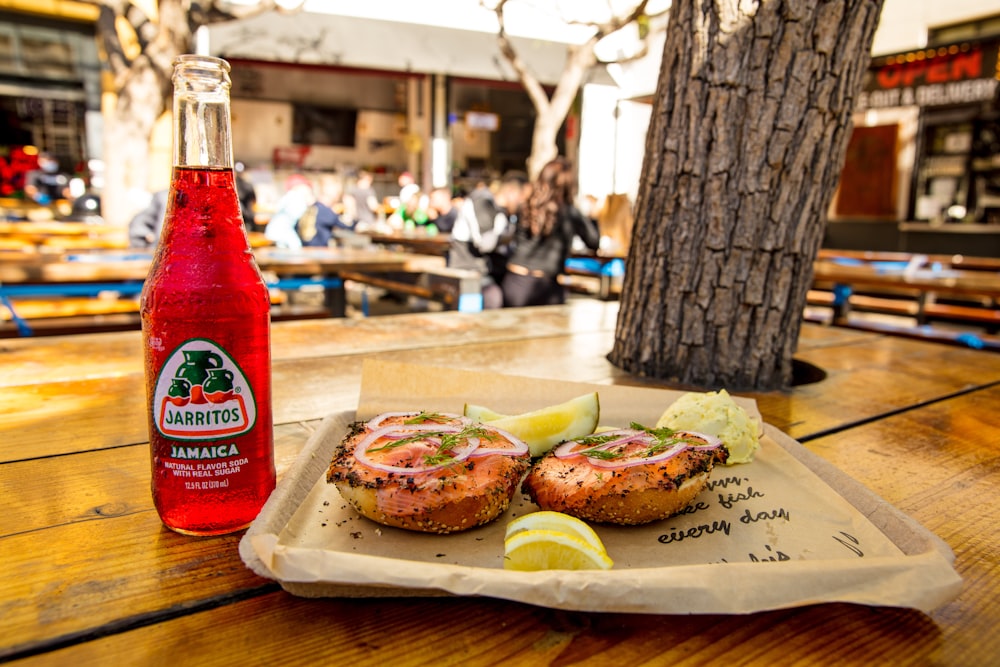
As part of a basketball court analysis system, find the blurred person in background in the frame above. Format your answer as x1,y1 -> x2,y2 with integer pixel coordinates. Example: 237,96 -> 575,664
128,189 -> 167,248
234,162 -> 257,230
343,169 -> 379,228
299,174 -> 352,247
502,157 -> 600,307
265,174 -> 314,249
24,152 -> 71,204
448,171 -> 529,309
428,187 -> 459,233
389,183 -> 431,230
397,170 -> 415,191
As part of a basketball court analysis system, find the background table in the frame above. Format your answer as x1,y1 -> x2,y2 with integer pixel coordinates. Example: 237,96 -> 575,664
2,301 -> 999,664
0,247 -> 425,333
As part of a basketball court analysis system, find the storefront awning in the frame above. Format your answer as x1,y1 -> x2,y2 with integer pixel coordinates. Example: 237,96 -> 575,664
207,10 -> 587,85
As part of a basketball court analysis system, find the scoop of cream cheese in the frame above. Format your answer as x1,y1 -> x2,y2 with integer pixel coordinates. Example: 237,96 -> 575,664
656,389 -> 761,464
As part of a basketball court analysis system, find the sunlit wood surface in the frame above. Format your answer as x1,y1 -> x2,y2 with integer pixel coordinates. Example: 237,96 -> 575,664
2,300 -> 999,665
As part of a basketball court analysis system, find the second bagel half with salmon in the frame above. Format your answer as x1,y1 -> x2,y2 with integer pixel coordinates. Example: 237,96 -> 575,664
522,426 -> 728,525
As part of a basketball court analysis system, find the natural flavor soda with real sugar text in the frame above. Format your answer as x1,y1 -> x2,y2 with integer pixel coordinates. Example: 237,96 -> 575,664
141,56 -> 275,536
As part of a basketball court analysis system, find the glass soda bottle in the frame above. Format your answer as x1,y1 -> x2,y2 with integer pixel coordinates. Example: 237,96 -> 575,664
141,55 -> 275,535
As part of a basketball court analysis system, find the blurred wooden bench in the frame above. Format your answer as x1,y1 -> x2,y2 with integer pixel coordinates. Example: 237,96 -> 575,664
339,267 -> 482,313
816,248 -> 1000,272
564,256 -> 625,300
803,307 -> 1000,350
808,251 -> 1000,348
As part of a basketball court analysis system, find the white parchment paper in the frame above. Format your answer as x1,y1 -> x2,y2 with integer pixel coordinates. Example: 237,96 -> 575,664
240,360 -> 962,613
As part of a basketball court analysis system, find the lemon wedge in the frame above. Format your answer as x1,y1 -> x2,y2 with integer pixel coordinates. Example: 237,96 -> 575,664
472,392 -> 600,457
462,403 -> 509,422
505,511 -> 607,554
504,529 -> 614,571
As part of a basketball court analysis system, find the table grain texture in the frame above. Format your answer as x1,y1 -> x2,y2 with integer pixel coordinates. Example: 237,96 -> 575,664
1,300 -> 998,665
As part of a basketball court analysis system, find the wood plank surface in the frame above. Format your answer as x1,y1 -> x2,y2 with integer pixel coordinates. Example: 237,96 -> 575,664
11,389 -> 997,664
5,308 -> 1000,462
0,332 -> 621,462
4,326 -> 999,463
0,301 -> 620,388
0,301 -> 873,389
3,364 -> 999,658
10,591 -> 945,666
0,510 -> 272,660
0,421 -> 316,538
817,247 -> 1000,272
0,422 -> 317,658
804,386 -> 1000,666
4,303 -> 1000,664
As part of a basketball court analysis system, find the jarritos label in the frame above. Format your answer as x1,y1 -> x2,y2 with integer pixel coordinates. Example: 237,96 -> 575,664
153,338 -> 257,441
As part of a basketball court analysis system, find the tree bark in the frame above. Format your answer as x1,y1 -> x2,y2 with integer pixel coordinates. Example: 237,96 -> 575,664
98,0 -> 190,226
608,0 -> 884,391
94,0 -> 294,226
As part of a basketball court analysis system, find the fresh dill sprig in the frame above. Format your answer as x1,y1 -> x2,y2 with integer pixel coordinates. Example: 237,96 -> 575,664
404,412 -> 450,424
579,446 -> 624,460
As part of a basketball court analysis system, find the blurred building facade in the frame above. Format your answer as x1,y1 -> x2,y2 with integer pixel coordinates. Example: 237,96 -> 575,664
0,1 -> 583,203
829,1 -> 1000,256
206,9 -> 581,201
0,0 -> 100,195
5,0 -> 999,259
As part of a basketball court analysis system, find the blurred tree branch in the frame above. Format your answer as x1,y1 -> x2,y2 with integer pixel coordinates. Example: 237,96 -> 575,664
487,0 -> 668,177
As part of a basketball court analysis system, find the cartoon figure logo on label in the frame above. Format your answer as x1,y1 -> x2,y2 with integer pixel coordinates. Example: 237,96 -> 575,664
153,338 -> 256,440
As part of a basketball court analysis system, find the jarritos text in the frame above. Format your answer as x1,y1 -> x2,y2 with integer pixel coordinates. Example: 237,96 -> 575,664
152,338 -> 257,441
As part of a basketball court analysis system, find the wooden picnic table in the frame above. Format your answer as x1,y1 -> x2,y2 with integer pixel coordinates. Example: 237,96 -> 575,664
817,248 -> 1000,273
0,246 -> 417,283
0,220 -> 128,252
811,260 -> 1000,302
0,247 -> 426,333
810,259 -> 1000,335
361,230 -> 452,256
2,300 -> 999,664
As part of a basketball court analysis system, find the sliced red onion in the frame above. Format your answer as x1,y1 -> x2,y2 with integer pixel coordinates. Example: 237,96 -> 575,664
551,428 -> 723,469
552,440 -> 584,459
366,412 -> 419,429
588,442 -> 688,469
676,430 -> 724,450
354,424 -> 476,474
365,411 -> 467,429
469,425 -> 529,457
553,430 -> 648,459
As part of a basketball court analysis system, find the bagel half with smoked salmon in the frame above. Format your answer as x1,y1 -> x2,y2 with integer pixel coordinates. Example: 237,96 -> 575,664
327,411 -> 531,534
522,425 -> 728,525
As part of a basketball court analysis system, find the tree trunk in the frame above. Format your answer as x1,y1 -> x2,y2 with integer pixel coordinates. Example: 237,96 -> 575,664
99,0 -> 190,226
608,0 -> 883,391
103,62 -> 168,226
525,43 -> 595,179
527,112 -> 561,180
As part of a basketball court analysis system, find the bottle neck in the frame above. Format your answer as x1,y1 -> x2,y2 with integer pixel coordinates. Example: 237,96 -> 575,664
172,55 -> 233,169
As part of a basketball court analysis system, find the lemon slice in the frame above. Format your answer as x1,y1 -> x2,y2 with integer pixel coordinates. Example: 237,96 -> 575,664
505,511 -> 606,554
462,403 -> 509,422
504,529 -> 613,571
480,392 -> 600,457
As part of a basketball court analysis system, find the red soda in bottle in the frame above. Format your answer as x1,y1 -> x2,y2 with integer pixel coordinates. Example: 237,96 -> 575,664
141,55 -> 275,535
